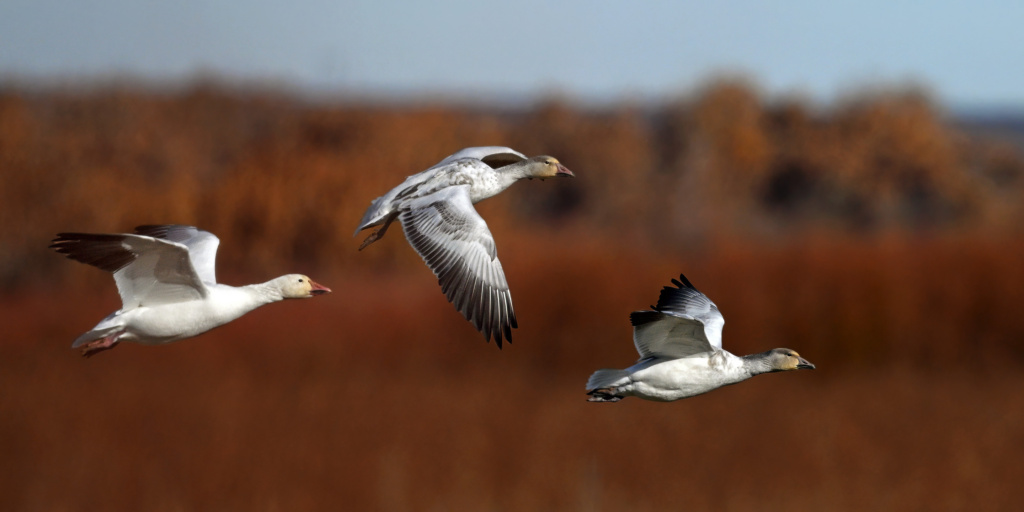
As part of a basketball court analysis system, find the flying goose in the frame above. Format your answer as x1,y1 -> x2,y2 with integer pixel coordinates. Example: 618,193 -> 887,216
587,274 -> 815,402
50,225 -> 331,357
354,146 -> 574,348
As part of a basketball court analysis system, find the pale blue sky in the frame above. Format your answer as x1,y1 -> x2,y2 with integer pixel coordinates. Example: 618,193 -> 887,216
1,0 -> 1022,107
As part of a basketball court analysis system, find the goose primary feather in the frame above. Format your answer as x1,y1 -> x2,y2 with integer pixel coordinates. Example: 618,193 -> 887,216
51,225 -> 331,357
354,146 -> 574,348
586,274 -> 815,402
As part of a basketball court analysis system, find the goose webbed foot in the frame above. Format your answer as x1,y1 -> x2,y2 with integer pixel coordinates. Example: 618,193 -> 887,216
357,213 -> 398,251
81,335 -> 121,358
358,229 -> 385,251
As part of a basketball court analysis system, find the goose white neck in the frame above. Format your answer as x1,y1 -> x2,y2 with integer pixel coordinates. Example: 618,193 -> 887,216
740,351 -> 777,376
242,280 -> 286,305
497,160 -> 538,182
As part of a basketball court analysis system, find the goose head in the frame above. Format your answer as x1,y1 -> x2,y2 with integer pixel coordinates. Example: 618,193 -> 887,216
523,155 -> 574,180
275,274 -> 332,299
767,348 -> 816,372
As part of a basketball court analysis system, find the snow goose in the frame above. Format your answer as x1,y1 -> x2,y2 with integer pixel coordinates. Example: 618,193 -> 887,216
586,274 -> 815,402
355,146 -> 574,348
50,225 -> 331,357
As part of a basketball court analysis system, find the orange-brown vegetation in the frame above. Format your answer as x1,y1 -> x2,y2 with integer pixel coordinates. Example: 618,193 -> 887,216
2,81 -> 1023,510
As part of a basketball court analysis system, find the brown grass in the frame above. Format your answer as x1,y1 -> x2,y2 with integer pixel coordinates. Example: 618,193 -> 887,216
5,235 -> 1024,511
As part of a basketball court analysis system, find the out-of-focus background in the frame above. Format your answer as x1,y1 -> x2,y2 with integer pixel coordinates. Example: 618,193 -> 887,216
3,2 -> 1024,510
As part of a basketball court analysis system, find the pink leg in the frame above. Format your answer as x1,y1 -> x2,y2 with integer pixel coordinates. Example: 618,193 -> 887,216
81,334 -> 121,358
358,213 -> 399,251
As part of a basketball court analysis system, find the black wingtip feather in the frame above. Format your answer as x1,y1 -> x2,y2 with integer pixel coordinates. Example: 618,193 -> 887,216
661,273 -> 700,305
630,310 -> 666,327
49,233 -> 138,273
675,273 -> 695,289
488,330 -> 504,349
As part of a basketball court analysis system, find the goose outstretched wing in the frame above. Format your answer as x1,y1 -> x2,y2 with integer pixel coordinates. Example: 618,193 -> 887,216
630,274 -> 724,359
399,186 -> 517,347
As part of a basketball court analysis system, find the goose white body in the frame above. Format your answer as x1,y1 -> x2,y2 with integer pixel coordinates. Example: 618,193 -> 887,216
586,274 -> 815,402
355,146 -> 574,347
607,352 -> 753,402
51,225 -> 331,356
354,147 -> 530,235
80,283 -> 282,346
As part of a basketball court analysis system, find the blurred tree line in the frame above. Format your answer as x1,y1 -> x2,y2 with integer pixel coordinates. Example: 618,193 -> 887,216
1,79 -> 1022,289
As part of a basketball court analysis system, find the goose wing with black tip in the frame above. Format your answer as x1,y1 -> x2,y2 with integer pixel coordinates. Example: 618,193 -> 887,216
399,186 -> 517,347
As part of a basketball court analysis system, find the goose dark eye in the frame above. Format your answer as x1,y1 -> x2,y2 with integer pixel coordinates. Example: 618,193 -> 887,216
298,278 -> 304,283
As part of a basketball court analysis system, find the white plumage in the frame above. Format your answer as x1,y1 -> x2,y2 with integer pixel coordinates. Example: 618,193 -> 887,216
355,146 -> 574,347
51,225 -> 331,357
586,274 -> 815,402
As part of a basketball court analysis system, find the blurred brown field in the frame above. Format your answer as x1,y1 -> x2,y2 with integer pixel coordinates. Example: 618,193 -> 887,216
2,81 -> 1024,511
